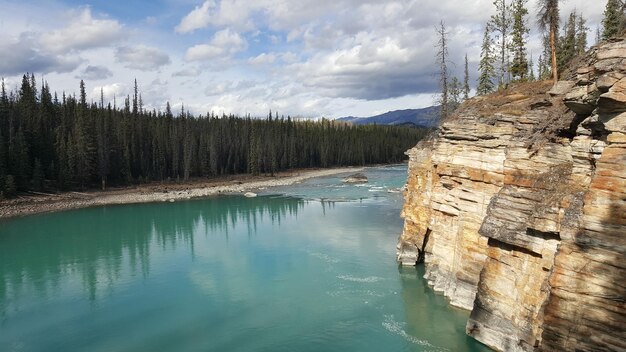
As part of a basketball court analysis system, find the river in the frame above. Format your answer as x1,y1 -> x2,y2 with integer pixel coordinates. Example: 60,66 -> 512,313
0,165 -> 488,351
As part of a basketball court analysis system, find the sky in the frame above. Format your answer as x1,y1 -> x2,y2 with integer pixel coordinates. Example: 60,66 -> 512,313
0,0 -> 606,118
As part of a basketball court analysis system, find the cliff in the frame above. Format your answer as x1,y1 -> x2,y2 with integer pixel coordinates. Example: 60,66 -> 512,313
397,38 -> 626,352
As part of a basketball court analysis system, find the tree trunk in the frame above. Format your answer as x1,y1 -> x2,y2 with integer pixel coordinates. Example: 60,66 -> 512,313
550,26 -> 558,83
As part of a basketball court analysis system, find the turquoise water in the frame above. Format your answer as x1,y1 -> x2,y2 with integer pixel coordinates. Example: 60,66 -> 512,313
0,165 -> 488,352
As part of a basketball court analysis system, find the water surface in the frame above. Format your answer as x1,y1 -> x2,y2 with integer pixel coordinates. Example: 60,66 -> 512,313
0,165 -> 488,351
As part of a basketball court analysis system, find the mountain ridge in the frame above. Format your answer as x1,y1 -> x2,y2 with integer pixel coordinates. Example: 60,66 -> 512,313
336,106 -> 439,127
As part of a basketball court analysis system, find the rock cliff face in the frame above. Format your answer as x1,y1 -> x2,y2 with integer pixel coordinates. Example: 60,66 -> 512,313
397,38 -> 626,352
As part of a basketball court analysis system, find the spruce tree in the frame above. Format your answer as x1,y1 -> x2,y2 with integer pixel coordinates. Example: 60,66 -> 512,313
0,132 -> 5,197
449,77 -> 462,112
74,80 -> 94,189
11,128 -> 29,190
4,175 -> 16,198
477,25 -> 496,95
435,21 -> 450,119
31,158 -> 44,191
510,0 -> 530,82
576,13 -> 588,54
490,0 -> 511,86
538,0 -> 560,83
558,12 -> 577,72
248,123 -> 259,176
537,54 -> 545,80
528,52 -> 536,81
463,54 -> 470,100
602,0 -> 625,40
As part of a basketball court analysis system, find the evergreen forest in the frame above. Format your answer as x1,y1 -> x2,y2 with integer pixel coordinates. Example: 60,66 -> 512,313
0,75 -> 428,197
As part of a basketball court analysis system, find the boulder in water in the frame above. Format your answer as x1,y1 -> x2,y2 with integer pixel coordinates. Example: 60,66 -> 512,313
342,173 -> 368,184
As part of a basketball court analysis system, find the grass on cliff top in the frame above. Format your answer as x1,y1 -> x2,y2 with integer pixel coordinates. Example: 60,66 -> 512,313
443,80 -> 576,154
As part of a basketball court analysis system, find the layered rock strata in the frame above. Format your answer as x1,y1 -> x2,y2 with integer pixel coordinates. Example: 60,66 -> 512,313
397,39 -> 626,351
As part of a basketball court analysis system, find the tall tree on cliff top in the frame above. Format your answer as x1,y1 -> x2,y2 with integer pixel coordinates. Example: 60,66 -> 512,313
490,0 -> 511,87
449,77 -> 462,112
435,21 -> 450,119
510,0 -> 530,82
576,13 -> 588,54
538,0 -> 560,83
477,25 -> 496,95
602,0 -> 626,40
558,12 -> 577,72
463,54 -> 471,100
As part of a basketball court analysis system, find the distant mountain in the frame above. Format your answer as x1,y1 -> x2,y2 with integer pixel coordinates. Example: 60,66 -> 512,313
336,106 -> 439,128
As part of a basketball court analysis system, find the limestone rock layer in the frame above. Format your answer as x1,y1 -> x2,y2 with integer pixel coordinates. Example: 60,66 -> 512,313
397,38 -> 626,352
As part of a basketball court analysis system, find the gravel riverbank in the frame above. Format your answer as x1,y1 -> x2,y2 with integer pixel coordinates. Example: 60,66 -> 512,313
0,167 -> 364,219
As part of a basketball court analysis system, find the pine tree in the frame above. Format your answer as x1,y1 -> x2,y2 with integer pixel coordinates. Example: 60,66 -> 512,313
558,12 -> 577,72
537,54 -> 545,79
435,21 -> 450,119
538,0 -> 560,83
510,0 -> 530,82
596,25 -> 602,45
248,122 -> 260,176
96,89 -> 110,190
0,132 -> 6,198
576,13 -> 588,54
449,77 -> 462,112
490,0 -> 511,86
528,52 -> 536,81
477,25 -> 496,95
132,79 -> 139,116
183,119 -> 193,181
603,0 -> 625,40
74,80 -> 94,189
4,175 -> 16,198
539,35 -> 552,79
463,54 -> 470,100
31,158 -> 44,191
11,128 -> 29,190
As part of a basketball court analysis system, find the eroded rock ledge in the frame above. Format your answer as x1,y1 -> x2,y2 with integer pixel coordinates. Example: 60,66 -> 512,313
397,38 -> 626,352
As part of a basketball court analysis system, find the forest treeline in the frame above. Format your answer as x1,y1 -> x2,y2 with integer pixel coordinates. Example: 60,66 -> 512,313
436,0 -> 626,118
0,76 -> 428,197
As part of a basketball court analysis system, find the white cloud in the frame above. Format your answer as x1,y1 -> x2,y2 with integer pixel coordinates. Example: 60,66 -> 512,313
41,8 -> 125,53
184,29 -> 247,61
0,34 -> 81,76
91,83 -> 127,103
1,0 -> 610,120
172,67 -> 202,77
205,81 -> 234,96
248,53 -> 276,65
291,31 -> 439,100
280,52 -> 299,63
75,65 -> 113,80
175,0 -> 256,33
115,45 -> 171,71
175,0 -> 214,34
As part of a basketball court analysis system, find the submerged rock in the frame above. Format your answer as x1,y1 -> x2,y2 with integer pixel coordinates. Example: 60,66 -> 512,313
342,173 -> 368,183
244,192 -> 257,198
397,37 -> 626,352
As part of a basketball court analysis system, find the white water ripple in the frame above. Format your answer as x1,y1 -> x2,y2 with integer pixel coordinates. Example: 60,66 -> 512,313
382,315 -> 449,352
336,275 -> 384,283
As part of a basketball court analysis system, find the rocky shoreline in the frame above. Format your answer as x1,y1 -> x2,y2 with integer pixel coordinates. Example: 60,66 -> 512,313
0,167 -> 363,220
